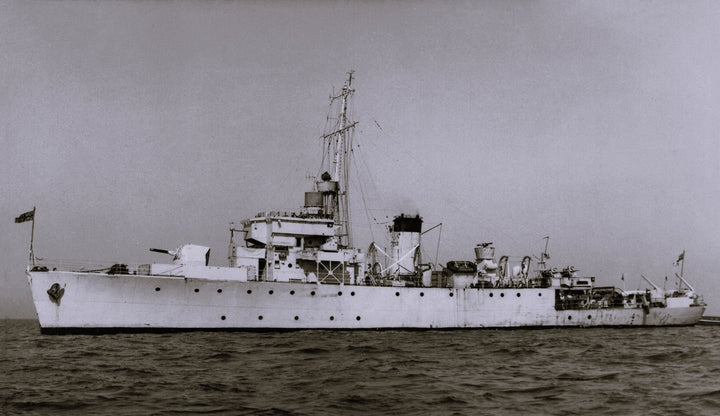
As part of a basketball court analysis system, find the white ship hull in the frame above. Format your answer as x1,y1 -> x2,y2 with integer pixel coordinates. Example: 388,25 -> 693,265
27,271 -> 705,333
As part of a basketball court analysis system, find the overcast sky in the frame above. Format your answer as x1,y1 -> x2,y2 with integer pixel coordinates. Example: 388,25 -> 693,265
2,1 -> 719,318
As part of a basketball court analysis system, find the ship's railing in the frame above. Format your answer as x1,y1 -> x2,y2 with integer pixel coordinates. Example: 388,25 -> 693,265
554,287 -> 626,310
31,258 -> 146,275
252,210 -> 334,219
693,295 -> 706,306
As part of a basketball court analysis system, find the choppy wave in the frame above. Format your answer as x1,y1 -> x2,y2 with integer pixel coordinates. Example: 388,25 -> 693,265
1,320 -> 719,415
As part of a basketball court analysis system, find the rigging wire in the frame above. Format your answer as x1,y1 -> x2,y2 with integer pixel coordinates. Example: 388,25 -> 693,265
351,143 -> 375,242
353,137 -> 382,218
372,118 -> 540,253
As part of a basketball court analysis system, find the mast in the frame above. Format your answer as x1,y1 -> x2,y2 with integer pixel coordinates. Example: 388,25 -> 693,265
321,71 -> 357,247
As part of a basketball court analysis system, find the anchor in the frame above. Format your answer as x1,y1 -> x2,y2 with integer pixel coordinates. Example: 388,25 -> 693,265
47,283 -> 65,305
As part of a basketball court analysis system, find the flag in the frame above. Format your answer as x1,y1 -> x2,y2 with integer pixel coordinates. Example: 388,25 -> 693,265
15,208 -> 35,223
675,251 -> 685,265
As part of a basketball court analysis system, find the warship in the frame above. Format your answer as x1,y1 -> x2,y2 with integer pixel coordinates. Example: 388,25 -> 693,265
22,73 -> 705,333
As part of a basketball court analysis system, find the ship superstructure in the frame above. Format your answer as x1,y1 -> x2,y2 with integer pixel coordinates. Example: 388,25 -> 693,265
23,73 -> 705,333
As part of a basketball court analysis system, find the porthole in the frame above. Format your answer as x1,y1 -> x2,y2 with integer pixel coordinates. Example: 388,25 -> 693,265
587,315 -> 592,320
517,293 -> 521,297
489,293 -> 494,297
356,316 -> 361,321
500,293 -> 505,297
221,315 -> 226,320
194,288 -> 199,293
258,316 -> 263,320
351,291 -> 355,296
338,291 -> 343,296
420,292 -> 424,297
269,290 -> 274,295
217,289 -> 223,294
287,263 -> 292,268
568,316 -> 572,320
538,293 -> 542,297
311,291 -> 316,296
290,290 -> 295,295
449,292 -> 454,297
330,316 -> 335,321
294,316 -> 299,321
395,292 -> 400,297
155,287 -> 161,292
247,289 -> 252,294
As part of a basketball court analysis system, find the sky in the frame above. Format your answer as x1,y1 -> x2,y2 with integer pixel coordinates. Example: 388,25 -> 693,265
1,0 -> 719,318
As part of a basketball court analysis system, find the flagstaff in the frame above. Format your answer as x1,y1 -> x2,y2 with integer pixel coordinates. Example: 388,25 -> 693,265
679,250 -> 685,278
15,206 -> 36,266
30,207 -> 35,265
674,250 -> 686,289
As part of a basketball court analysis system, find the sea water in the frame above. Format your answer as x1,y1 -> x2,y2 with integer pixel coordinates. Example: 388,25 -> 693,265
1,320 -> 719,415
